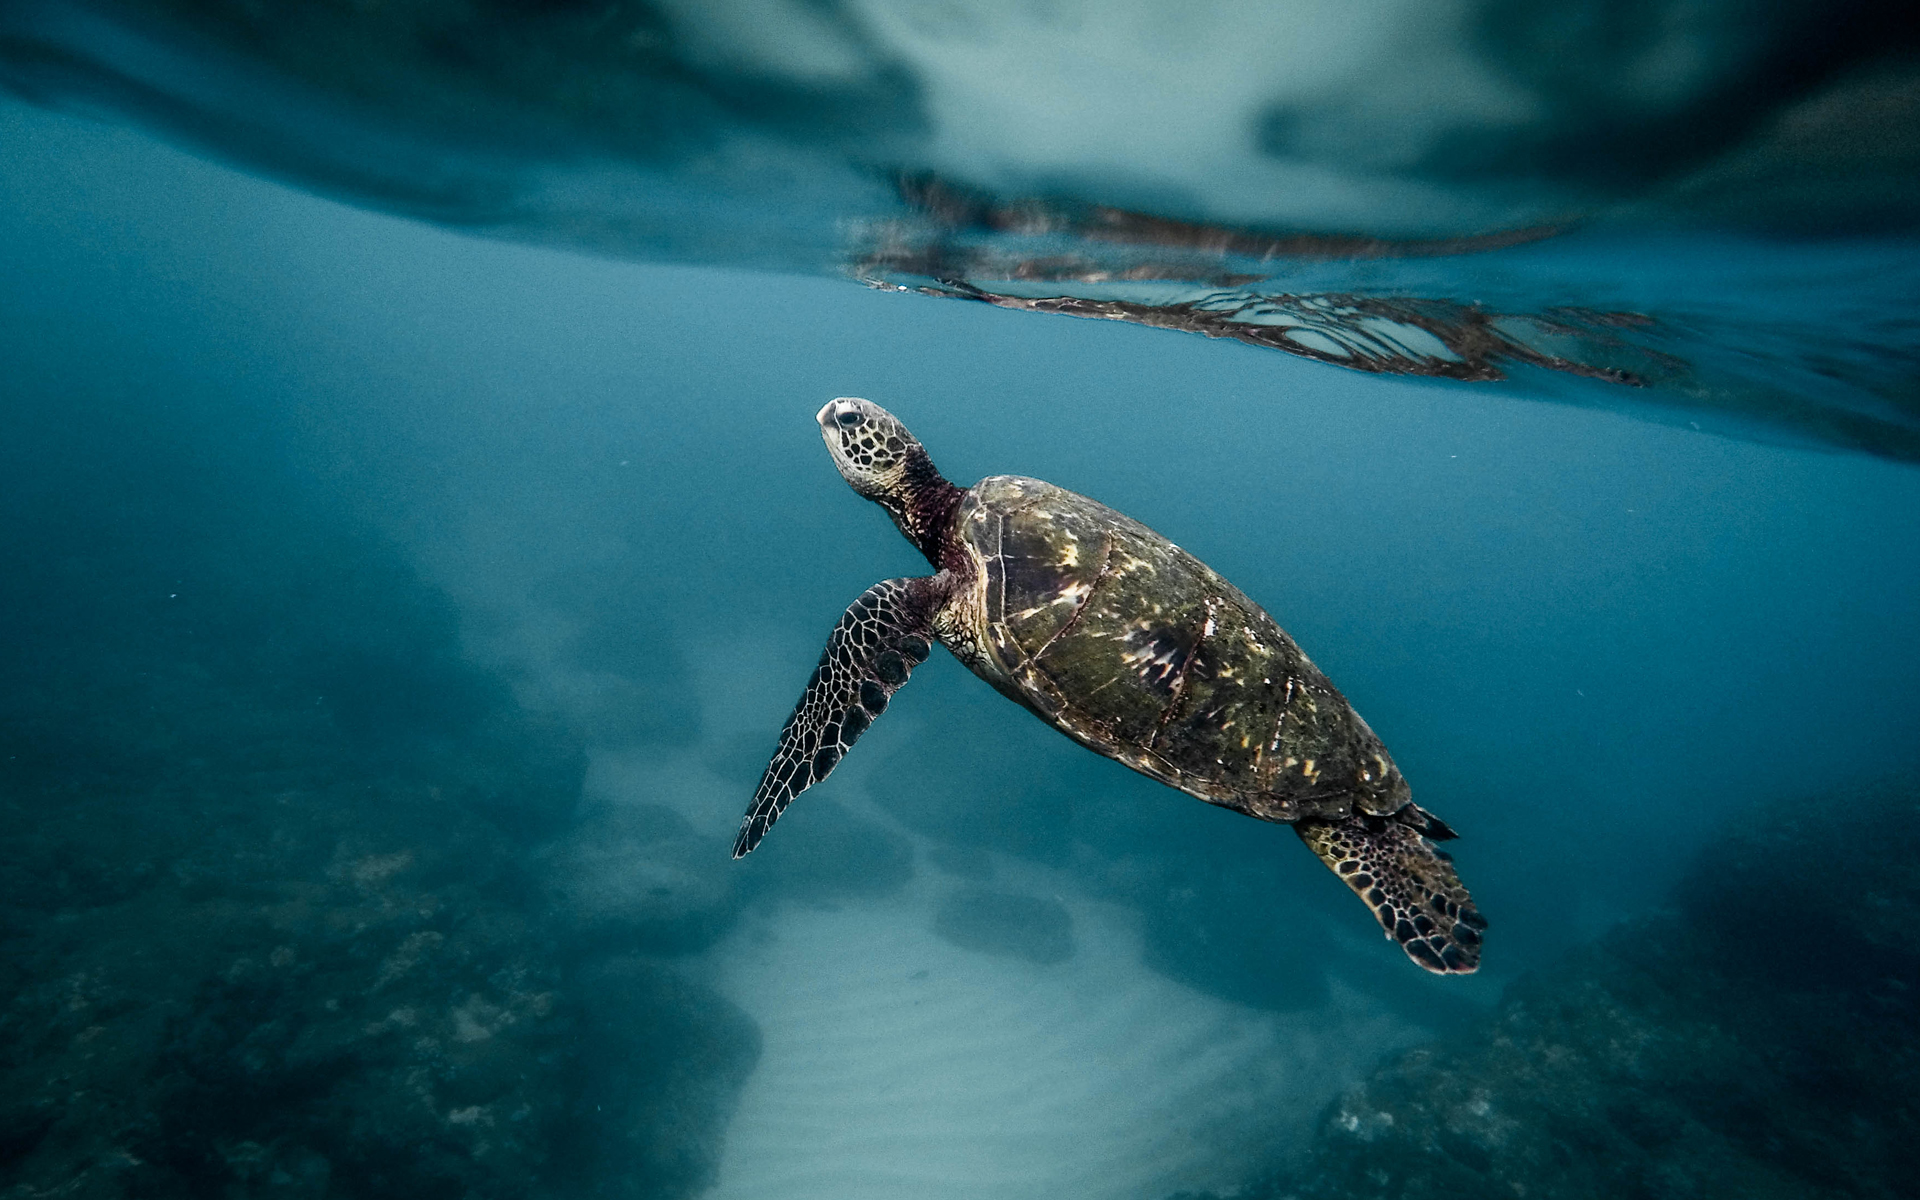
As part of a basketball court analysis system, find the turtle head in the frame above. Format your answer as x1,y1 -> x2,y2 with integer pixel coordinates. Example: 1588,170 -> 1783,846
816,397 -> 960,559
817,397 -> 929,502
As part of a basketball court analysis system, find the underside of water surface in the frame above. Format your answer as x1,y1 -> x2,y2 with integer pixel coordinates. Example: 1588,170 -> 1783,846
4,0 -> 1919,458
2,5 -> 1919,1200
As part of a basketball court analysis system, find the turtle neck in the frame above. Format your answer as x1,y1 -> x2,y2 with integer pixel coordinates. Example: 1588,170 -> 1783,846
881,448 -> 965,567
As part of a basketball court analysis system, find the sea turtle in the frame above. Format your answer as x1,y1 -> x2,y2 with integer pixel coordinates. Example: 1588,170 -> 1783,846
733,398 -> 1486,974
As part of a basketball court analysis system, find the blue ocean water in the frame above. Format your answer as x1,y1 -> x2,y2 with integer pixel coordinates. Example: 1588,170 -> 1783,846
2,6 -> 1919,1198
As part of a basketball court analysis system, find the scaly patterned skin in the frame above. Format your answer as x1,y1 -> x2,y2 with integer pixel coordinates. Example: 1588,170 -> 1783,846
736,398 -> 1487,975
1297,809 -> 1486,973
732,576 -> 939,857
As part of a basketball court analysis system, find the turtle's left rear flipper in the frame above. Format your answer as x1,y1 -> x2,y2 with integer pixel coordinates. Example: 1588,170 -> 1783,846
1297,806 -> 1487,974
733,575 -> 942,858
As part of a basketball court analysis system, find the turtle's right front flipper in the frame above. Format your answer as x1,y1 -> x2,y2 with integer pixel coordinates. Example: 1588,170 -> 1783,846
733,576 -> 942,858
1297,805 -> 1488,974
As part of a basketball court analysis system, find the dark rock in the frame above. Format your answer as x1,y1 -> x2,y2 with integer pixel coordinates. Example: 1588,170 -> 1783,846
113,935 -> 759,1200
0,1099 -> 58,1167
1138,864 -> 1333,1012
932,888 -> 1075,965
566,956 -> 762,1199
1201,784 -> 1920,1200
0,441 -> 759,1200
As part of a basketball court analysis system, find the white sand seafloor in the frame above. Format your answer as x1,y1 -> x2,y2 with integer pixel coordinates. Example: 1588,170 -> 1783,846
703,872 -> 1421,1200
585,737 -> 1430,1200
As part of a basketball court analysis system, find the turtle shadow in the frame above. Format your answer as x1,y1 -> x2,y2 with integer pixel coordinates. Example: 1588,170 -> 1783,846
931,888 -> 1076,965
731,797 -> 915,904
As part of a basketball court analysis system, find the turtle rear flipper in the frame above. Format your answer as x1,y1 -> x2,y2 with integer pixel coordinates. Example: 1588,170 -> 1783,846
733,575 -> 943,858
1297,809 -> 1486,974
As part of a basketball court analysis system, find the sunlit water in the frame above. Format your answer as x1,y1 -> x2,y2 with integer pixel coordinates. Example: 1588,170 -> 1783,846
3,61 -> 1918,1200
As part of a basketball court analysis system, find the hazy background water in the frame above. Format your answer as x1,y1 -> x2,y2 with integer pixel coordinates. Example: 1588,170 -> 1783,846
4,44 -> 1920,1200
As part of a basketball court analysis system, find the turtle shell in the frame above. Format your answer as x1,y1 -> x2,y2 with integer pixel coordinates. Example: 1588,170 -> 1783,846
956,475 -> 1409,824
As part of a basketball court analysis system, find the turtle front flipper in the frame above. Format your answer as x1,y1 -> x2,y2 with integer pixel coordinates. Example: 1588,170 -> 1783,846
733,576 -> 943,858
1297,806 -> 1487,974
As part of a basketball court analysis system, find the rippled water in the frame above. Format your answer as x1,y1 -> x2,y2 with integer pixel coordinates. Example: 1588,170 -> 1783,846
6,0 -> 1919,457
2,5 -> 1918,1199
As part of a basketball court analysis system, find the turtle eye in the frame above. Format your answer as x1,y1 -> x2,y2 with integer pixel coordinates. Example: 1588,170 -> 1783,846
836,411 -> 863,427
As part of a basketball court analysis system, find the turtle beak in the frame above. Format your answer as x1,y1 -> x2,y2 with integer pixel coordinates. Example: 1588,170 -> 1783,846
816,400 -> 838,428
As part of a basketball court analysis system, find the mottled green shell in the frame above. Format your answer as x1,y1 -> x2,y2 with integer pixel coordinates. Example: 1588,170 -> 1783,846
957,476 -> 1409,824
